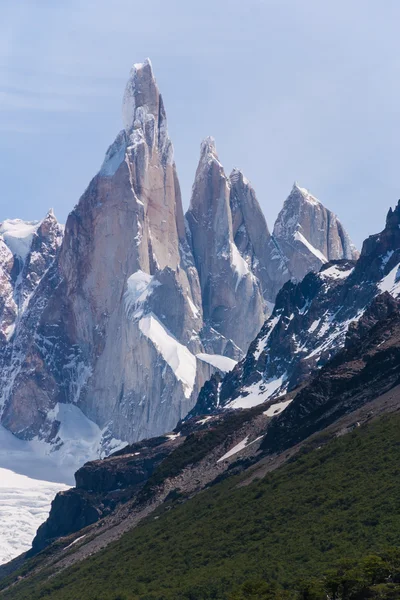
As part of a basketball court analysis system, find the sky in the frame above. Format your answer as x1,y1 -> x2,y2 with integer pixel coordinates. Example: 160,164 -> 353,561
1,0 -> 400,248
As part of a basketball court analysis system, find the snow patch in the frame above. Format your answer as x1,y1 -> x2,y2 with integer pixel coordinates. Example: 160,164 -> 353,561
264,399 -> 292,417
196,416 -> 213,426
230,242 -> 251,289
217,437 -> 249,462
187,296 -> 200,319
378,263 -> 400,297
64,534 -> 86,550
320,265 -> 354,280
100,131 -> 126,177
254,315 -> 280,360
196,353 -> 237,372
217,435 -> 264,463
139,314 -> 196,398
294,230 -> 328,263
124,270 -> 160,319
308,319 -> 320,333
295,183 -> 320,206
227,376 -> 286,410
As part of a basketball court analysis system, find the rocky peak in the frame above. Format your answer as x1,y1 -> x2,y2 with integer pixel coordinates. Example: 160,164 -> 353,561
122,59 -> 158,132
186,139 -> 266,354
385,200 -> 400,229
0,211 -> 63,335
0,60 -> 209,446
273,183 -> 358,282
121,58 -> 172,168
229,168 -> 287,302
356,201 -> 400,288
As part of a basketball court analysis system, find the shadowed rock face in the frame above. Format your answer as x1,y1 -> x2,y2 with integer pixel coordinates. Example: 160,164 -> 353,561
261,292 -> 400,453
189,202 -> 400,418
24,290 -> 400,564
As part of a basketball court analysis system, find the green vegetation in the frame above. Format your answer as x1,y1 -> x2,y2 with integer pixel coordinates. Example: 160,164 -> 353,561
3,413 -> 400,600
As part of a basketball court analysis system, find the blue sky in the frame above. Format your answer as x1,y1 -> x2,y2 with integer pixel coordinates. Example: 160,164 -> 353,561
2,0 -> 400,247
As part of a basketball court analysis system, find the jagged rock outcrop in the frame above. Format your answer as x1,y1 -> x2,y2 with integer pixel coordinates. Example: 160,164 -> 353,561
273,183 -> 359,282
0,212 -> 63,344
31,433 -> 179,553
261,292 -> 400,453
190,201 -> 400,415
186,138 -> 267,353
229,169 -> 288,302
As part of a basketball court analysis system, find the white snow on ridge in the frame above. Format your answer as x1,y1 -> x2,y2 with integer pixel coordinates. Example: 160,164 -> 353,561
0,468 -> 69,565
295,184 -> 320,206
139,313 -> 197,398
0,219 -> 40,261
226,376 -> 286,410
196,353 -> 237,372
294,230 -> 328,264
254,315 -> 280,360
378,263 -> 400,297
320,265 -> 354,280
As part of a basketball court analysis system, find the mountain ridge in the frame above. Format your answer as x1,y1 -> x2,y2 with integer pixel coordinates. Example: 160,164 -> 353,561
0,59 -> 358,469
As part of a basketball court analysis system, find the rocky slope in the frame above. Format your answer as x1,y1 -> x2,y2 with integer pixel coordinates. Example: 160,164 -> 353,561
190,200 -> 400,415
2,281 -> 400,590
0,59 -> 357,457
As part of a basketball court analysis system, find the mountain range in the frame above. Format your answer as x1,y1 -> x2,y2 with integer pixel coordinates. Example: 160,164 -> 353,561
1,58 -> 400,599
0,59 -> 357,460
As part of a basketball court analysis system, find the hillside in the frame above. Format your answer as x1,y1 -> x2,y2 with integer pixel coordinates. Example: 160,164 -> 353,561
1,410 -> 400,600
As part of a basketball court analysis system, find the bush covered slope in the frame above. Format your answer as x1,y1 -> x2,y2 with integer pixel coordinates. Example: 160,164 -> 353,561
2,411 -> 400,600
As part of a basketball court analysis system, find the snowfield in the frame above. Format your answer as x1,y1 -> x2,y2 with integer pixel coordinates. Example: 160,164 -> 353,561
0,408 -> 124,565
0,468 -> 69,565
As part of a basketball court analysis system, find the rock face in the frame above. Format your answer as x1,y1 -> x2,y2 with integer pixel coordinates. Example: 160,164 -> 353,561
0,60 -> 212,444
190,201 -> 400,415
229,169 -> 288,303
186,138 -> 267,353
0,59 -> 359,453
31,433 -> 177,553
273,183 -> 359,282
23,288 -> 400,563
0,213 -> 63,344
261,291 -> 400,454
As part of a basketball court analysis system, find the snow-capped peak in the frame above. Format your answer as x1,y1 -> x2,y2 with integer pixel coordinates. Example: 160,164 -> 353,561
292,182 -> 320,206
0,219 -> 40,262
